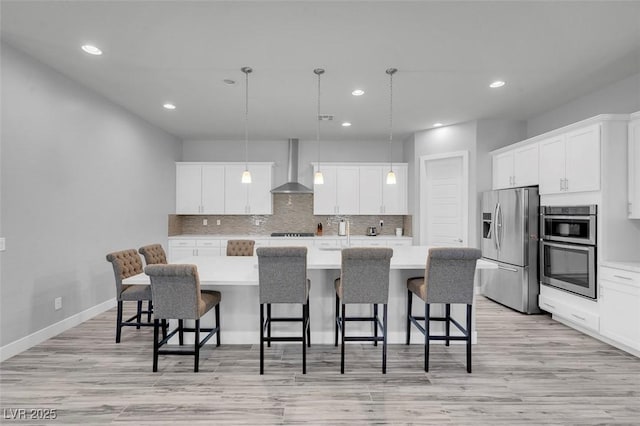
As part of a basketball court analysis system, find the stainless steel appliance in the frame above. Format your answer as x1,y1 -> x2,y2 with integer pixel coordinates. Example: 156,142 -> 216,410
540,205 -> 597,299
480,187 -> 541,314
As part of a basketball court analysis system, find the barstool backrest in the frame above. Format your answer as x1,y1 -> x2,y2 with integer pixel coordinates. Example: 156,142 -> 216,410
424,248 -> 482,304
340,248 -> 393,304
139,244 -> 167,265
227,240 -> 255,256
145,264 -> 201,320
106,249 -> 143,299
257,247 -> 307,304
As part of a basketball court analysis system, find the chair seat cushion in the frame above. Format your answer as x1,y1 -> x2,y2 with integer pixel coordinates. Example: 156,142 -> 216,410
407,276 -> 426,301
120,284 -> 152,301
199,290 -> 221,317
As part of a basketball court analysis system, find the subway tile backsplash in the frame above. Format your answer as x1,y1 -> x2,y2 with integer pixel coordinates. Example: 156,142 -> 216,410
170,193 -> 412,237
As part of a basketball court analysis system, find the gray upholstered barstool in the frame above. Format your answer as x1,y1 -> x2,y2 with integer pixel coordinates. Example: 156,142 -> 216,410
406,247 -> 481,373
226,239 -> 255,256
145,264 -> 221,373
106,249 -> 154,343
335,247 -> 393,374
257,247 -> 310,374
139,244 -> 168,265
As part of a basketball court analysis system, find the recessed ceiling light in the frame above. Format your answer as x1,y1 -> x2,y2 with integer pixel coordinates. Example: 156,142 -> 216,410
81,44 -> 102,55
342,122 -> 352,127
433,122 -> 443,127
489,80 -> 506,88
351,89 -> 365,96
223,79 -> 236,85
163,103 -> 176,110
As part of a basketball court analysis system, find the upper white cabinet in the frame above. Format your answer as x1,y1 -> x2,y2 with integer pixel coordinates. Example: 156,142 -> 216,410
313,165 -> 360,215
176,164 -> 225,214
492,144 -> 539,189
359,165 -> 408,214
629,114 -> 640,218
176,162 -> 273,215
539,124 -> 601,194
224,164 -> 273,215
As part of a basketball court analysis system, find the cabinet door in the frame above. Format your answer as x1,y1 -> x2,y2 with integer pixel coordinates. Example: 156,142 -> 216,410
538,136 -> 566,194
246,164 -> 273,214
335,167 -> 360,214
600,279 -> 640,351
176,164 -> 202,214
313,166 -> 337,215
383,164 -> 408,214
565,124 -> 601,193
224,165 -> 249,214
201,165 -> 225,214
170,247 -> 195,262
513,144 -> 539,187
492,151 -> 514,189
628,119 -> 640,218
359,166 -> 383,214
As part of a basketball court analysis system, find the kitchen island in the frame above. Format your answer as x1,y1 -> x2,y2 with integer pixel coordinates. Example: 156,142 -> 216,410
124,246 -> 496,344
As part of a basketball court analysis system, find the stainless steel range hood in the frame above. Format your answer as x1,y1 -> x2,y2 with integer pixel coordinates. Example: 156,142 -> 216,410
271,138 -> 313,194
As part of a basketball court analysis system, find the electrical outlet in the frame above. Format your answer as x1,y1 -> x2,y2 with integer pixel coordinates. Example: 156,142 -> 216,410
379,220 -> 384,227
54,297 -> 62,311
203,219 -> 208,226
216,219 -> 221,226
255,219 -> 260,226
0,237 -> 5,252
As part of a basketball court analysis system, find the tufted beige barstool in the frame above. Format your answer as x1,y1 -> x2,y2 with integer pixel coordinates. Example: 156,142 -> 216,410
226,240 -> 255,256
139,244 -> 168,265
106,249 -> 156,343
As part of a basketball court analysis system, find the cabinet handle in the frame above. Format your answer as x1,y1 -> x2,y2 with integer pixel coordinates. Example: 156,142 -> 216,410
613,274 -> 633,281
630,203 -> 633,215
571,313 -> 586,322
564,179 -> 569,191
498,265 -> 518,272
542,302 -> 556,310
559,178 -> 563,191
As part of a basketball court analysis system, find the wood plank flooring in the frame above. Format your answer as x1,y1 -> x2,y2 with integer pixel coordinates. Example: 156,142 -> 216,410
1,296 -> 639,425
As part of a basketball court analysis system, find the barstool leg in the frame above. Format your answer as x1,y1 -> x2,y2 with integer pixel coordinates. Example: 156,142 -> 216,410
424,303 -> 430,372
178,319 -> 184,346
382,304 -> 388,374
341,303 -> 346,374
373,304 -> 378,347
267,304 -> 272,348
136,301 -> 143,329
152,319 -> 159,372
307,299 -> 311,347
445,303 -> 451,347
116,300 -> 123,343
147,300 -> 153,323
215,304 -> 221,347
302,303 -> 307,374
406,290 -> 412,345
466,304 -> 472,373
260,304 -> 264,375
194,319 -> 200,373
334,293 -> 339,347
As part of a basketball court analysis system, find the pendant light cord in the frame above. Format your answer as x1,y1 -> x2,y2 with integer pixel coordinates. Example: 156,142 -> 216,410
387,68 -> 397,173
314,68 -> 324,172
244,68 -> 250,170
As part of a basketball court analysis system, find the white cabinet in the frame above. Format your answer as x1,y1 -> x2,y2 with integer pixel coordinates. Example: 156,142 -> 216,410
313,165 -> 359,215
359,165 -> 408,214
599,267 -> 640,351
539,124 -> 601,194
176,164 -> 225,214
492,144 -> 539,189
629,116 -> 640,218
168,239 -> 222,261
224,164 -> 273,215
538,291 -> 599,332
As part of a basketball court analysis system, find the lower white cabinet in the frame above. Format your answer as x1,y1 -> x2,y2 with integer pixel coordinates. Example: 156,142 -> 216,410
599,267 -> 640,351
538,290 -> 599,332
168,239 -> 222,261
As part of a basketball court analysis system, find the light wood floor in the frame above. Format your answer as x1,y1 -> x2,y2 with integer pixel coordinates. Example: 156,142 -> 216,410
1,296 -> 639,425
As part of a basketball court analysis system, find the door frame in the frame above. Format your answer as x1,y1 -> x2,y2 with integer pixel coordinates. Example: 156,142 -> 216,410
418,151 -> 469,246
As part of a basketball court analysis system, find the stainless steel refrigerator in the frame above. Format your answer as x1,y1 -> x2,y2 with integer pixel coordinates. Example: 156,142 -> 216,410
480,187 -> 541,314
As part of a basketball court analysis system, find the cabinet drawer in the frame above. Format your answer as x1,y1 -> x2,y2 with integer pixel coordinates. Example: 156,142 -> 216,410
538,294 -> 599,332
315,239 -> 338,248
196,240 -> 221,248
600,267 -> 640,285
169,239 -> 196,248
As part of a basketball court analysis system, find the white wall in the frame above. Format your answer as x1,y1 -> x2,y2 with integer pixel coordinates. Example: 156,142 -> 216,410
527,72 -> 640,138
0,44 -> 181,350
183,138 -> 404,188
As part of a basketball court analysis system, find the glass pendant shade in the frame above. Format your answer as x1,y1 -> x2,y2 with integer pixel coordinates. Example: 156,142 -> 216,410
314,171 -> 324,185
241,169 -> 252,183
386,170 -> 397,185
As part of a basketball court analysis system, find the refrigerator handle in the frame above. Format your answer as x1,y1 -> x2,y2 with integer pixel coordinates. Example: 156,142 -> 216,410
495,202 -> 502,252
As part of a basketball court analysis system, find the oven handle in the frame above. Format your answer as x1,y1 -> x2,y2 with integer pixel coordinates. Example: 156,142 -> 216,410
541,240 -> 595,252
542,215 -> 594,221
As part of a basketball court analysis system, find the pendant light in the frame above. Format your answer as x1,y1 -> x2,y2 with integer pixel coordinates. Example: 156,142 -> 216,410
386,68 -> 397,185
313,68 -> 325,185
241,66 -> 253,183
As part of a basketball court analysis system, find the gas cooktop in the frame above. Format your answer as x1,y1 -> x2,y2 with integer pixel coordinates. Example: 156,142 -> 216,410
270,232 -> 315,237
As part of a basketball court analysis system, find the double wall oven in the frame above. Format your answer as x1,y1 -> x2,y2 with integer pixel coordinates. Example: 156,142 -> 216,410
540,205 -> 597,299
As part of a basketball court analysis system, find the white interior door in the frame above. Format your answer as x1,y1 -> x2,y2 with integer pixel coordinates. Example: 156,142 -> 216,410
420,152 -> 468,247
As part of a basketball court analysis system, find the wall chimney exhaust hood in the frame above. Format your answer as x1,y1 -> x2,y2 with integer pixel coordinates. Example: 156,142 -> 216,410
271,138 -> 313,194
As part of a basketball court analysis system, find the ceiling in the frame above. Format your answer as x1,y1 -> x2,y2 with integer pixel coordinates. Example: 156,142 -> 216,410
2,1 -> 640,142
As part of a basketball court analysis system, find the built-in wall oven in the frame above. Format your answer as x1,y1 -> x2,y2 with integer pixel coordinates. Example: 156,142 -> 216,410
540,205 -> 597,299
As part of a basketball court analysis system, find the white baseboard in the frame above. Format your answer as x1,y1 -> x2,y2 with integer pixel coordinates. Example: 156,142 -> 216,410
0,298 -> 116,362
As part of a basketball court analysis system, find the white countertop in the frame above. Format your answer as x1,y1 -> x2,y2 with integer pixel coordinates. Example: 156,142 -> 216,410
600,260 -> 640,273
169,234 -> 413,240
125,246 -> 495,286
